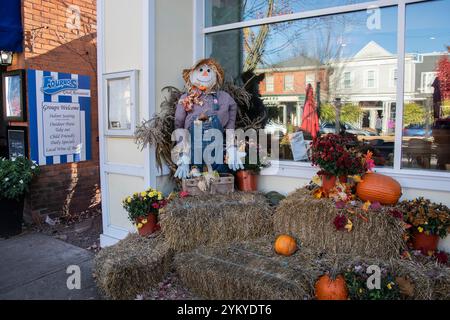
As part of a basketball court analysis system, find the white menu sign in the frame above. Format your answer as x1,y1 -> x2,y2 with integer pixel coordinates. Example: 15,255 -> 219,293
42,102 -> 81,157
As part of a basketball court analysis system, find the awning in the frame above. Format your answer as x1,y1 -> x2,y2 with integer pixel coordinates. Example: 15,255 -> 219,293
0,0 -> 23,52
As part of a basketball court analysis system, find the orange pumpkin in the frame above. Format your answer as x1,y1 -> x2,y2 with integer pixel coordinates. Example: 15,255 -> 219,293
356,173 -> 402,205
315,274 -> 348,300
274,235 -> 297,256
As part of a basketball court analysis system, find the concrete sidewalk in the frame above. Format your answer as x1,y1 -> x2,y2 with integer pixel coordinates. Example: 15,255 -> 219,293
0,233 -> 100,300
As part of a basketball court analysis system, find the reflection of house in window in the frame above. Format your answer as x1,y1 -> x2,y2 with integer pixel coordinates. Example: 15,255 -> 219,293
420,72 -> 437,93
265,75 -> 274,92
284,74 -> 294,91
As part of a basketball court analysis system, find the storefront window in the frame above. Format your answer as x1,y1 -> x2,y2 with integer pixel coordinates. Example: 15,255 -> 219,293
206,6 -> 398,166
205,0 -> 372,27
402,0 -> 450,172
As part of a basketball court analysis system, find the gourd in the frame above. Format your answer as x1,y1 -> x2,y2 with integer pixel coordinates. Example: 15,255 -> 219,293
315,274 -> 348,300
274,235 -> 297,257
356,173 -> 402,205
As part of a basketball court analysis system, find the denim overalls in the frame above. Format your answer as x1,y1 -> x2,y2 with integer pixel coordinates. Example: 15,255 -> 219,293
189,93 -> 229,173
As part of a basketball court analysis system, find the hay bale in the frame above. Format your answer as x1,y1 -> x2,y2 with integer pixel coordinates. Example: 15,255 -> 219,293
174,237 -> 450,300
160,192 -> 273,252
93,234 -> 172,300
274,188 -> 405,260
174,237 -> 322,300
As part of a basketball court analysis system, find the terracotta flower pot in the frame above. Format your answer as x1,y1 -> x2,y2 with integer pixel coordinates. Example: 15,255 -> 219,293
412,232 -> 439,253
236,170 -> 257,192
136,214 -> 157,237
321,175 -> 337,194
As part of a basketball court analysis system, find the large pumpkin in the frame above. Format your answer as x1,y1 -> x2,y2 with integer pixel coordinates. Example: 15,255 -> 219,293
356,173 -> 402,205
315,274 -> 348,300
274,235 -> 297,256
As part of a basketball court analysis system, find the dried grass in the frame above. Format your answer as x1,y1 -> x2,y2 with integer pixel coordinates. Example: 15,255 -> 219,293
174,237 -> 450,300
274,188 -> 406,260
160,192 -> 273,252
93,234 -> 173,300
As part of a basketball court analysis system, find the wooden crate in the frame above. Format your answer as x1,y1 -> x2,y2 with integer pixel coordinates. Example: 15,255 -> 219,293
182,174 -> 234,196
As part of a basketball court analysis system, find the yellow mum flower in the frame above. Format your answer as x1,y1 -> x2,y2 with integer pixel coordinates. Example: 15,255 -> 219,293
127,197 -> 132,203
158,194 -> 163,201
134,192 -> 138,197
137,223 -> 143,229
149,191 -> 156,197
141,191 -> 147,197
417,226 -> 424,233
387,282 -> 394,290
359,288 -> 363,294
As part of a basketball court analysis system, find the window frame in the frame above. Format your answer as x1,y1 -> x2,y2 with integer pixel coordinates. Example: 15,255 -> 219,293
194,0 -> 450,191
283,74 -> 295,92
103,70 -> 139,137
343,71 -> 352,89
265,75 -> 275,92
365,69 -> 377,89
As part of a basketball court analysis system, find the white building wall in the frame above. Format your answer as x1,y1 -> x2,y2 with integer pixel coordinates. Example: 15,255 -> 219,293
99,1 -> 450,252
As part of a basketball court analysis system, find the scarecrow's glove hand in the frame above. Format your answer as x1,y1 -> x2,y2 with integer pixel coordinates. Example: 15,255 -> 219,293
174,155 -> 190,179
227,146 -> 246,171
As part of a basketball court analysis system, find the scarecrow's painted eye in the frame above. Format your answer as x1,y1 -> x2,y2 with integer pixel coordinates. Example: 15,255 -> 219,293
207,69 -> 211,73
199,68 -> 203,72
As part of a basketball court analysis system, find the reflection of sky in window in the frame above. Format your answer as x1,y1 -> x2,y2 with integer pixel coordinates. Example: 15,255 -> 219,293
242,0 -> 448,67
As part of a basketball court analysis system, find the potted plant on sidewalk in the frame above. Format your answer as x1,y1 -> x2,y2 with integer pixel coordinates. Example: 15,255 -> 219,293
122,188 -> 167,237
400,197 -> 450,254
0,157 -> 40,237
235,140 -> 270,192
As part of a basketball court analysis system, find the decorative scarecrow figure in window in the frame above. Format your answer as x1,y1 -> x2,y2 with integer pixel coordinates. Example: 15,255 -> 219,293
173,59 -> 246,179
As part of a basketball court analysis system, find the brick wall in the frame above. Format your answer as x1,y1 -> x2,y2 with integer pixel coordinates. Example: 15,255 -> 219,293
12,0 -> 100,221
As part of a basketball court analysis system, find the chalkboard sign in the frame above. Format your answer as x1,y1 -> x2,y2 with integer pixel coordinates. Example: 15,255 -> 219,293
8,129 -> 27,159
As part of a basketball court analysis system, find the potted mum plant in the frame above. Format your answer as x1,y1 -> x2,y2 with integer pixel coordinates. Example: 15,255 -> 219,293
0,157 -> 40,237
310,134 -> 365,193
399,198 -> 450,253
235,140 -> 270,192
122,188 -> 167,237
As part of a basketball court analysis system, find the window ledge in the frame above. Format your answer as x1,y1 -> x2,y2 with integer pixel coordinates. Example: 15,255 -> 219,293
261,161 -> 450,192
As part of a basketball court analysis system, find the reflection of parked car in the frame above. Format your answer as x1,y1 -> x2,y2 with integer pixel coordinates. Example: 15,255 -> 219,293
403,124 -> 432,137
319,122 -> 377,136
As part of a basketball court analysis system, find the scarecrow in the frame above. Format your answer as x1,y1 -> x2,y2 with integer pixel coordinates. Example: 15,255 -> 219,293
173,59 -> 246,179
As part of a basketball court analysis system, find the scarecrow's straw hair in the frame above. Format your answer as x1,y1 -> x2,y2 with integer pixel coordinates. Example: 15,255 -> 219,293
93,234 -> 172,300
159,192 -> 273,252
274,188 -> 406,260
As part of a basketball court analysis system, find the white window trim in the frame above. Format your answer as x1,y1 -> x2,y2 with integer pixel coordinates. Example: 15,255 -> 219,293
265,75 -> 274,92
364,69 -> 377,89
195,0 -> 450,192
420,71 -> 437,94
390,68 -> 398,88
343,71 -> 352,89
284,74 -> 295,92
103,70 -> 139,137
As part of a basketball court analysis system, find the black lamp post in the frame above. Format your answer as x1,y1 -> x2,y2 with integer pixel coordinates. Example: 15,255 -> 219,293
0,51 -> 14,66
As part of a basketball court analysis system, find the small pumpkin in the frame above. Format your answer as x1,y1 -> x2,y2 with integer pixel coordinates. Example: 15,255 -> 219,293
274,235 -> 297,256
356,172 -> 402,205
315,274 -> 348,300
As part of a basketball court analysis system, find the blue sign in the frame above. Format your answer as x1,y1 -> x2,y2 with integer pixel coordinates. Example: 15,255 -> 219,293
28,69 -> 91,166
42,76 -> 78,95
